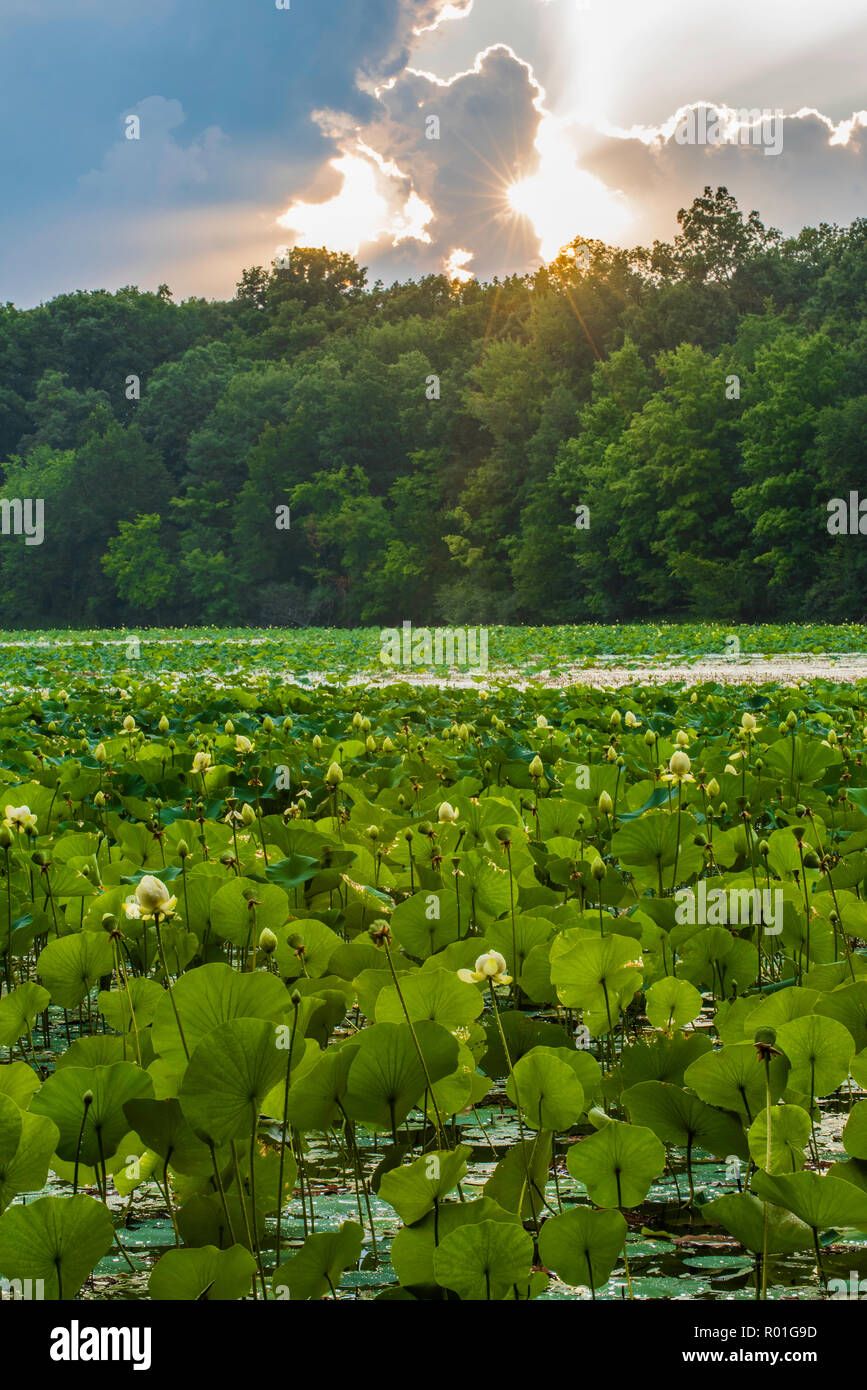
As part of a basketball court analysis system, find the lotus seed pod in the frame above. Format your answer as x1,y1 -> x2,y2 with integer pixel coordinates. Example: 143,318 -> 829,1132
102,913 -> 117,930
802,848 -> 821,870
83,1091 -> 94,1107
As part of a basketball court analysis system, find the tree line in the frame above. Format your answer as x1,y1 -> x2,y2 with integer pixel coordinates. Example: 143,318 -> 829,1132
1,185 -> 866,628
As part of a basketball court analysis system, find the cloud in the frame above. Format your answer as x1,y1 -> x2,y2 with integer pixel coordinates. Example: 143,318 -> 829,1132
78,98 -> 229,204
279,44 -> 545,281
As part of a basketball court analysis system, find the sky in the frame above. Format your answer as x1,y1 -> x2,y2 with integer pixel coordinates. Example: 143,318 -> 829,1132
1,0 -> 866,306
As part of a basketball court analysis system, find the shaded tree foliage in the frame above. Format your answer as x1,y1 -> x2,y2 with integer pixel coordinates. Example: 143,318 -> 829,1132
2,187 -> 866,626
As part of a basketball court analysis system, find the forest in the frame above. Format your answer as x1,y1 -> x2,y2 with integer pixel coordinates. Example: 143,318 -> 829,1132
1,185 -> 865,628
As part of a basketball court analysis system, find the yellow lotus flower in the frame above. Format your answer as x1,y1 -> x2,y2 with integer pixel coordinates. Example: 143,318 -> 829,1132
235,735 -> 254,755
438,801 -> 459,823
741,712 -> 760,732
131,875 -> 177,919
4,804 -> 37,833
458,951 -> 512,986
122,715 -> 136,734
662,750 -> 695,785
192,751 -> 211,774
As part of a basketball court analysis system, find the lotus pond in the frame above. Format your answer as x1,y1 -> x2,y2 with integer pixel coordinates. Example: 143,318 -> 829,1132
1,630 -> 867,1303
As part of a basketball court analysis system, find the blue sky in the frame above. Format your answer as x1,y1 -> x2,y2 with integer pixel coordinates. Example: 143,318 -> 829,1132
2,0 -> 866,305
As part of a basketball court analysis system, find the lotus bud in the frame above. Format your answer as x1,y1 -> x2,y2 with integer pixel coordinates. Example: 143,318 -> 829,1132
224,719 -> 235,735
786,711 -> 797,730
706,778 -> 720,798
94,790 -> 106,808
122,715 -> 136,733
240,803 -> 256,827
352,712 -> 363,729
0,827 -> 13,849
283,717 -> 292,733
719,802 -> 727,816
590,856 -> 606,881
644,730 -> 655,746
83,1090 -> 94,1108
529,755 -> 544,778
669,749 -> 691,778
802,848 -> 821,870
609,710 -> 621,727
258,928 -> 278,955
325,762 -> 343,787
438,802 -> 459,823
158,715 -> 170,735
365,735 -> 376,752
598,791 -> 613,815
676,729 -> 689,747
361,717 -> 371,733
383,736 -> 396,753
312,734 -> 322,751
741,712 -> 757,731
177,840 -> 190,859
